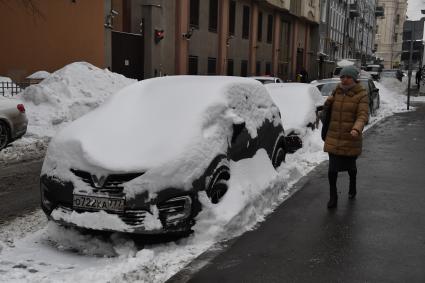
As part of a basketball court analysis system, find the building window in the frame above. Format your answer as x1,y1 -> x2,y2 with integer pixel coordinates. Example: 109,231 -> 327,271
188,55 -> 198,75
394,33 -> 398,42
396,14 -> 400,25
190,0 -> 200,29
227,59 -> 234,76
242,5 -> 250,39
229,0 -> 236,35
257,12 -> 263,42
267,14 -> 273,43
209,0 -> 218,32
256,61 -> 261,75
208,57 -> 217,75
241,60 -> 248,76
265,62 -> 271,75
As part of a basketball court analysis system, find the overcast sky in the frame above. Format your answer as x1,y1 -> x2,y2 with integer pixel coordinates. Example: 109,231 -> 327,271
406,0 -> 425,20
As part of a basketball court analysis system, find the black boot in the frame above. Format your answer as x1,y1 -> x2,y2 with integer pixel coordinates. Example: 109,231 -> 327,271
348,169 -> 357,199
327,171 -> 338,209
327,193 -> 338,209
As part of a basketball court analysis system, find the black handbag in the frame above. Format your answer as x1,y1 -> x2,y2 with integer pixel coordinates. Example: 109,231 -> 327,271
321,104 -> 332,141
320,91 -> 335,141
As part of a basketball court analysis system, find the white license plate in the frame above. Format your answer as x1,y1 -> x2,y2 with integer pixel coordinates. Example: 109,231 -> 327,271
73,194 -> 125,212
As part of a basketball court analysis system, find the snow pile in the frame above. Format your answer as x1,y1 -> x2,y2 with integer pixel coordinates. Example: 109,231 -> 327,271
26,71 -> 50,80
337,59 -> 357,67
0,62 -> 136,165
21,62 -> 136,137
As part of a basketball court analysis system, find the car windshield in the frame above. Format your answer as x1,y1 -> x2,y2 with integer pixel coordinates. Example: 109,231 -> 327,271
366,66 -> 380,72
255,79 -> 275,84
318,82 -> 339,96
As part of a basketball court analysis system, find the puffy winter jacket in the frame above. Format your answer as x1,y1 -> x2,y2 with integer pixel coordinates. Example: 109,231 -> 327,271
323,82 -> 369,156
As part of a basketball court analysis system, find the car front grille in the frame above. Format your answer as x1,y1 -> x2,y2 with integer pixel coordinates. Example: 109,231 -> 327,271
120,210 -> 147,226
71,169 -> 144,194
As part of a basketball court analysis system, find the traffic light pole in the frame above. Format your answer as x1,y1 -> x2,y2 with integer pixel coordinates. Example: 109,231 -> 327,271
407,23 -> 415,110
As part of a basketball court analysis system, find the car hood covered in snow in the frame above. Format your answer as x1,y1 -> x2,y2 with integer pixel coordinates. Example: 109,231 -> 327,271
42,76 -> 278,193
266,83 -> 323,134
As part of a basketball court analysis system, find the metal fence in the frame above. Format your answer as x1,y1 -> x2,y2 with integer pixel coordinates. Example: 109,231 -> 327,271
0,82 -> 33,96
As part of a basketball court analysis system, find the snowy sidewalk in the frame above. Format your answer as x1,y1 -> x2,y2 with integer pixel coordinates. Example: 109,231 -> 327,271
169,103 -> 425,283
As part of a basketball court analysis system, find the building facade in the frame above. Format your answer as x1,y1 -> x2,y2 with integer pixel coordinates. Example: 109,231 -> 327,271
109,0 -> 321,81
375,0 -> 407,69
0,0 -> 105,82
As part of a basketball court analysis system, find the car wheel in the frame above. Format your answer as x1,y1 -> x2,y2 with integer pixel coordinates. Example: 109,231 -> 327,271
271,135 -> 286,168
0,121 -> 10,150
206,158 -> 230,204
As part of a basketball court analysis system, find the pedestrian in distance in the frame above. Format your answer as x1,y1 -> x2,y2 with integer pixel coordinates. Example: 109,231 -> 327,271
322,65 -> 369,209
416,67 -> 422,89
300,67 -> 309,83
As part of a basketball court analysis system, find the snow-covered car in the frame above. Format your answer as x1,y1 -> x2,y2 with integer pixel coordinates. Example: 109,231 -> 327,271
312,77 -> 380,116
0,96 -> 28,150
250,76 -> 284,84
40,76 -> 288,234
265,83 -> 323,152
365,64 -> 382,81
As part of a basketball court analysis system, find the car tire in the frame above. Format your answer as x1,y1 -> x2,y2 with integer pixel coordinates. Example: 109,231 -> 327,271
0,121 -> 10,151
206,157 -> 230,204
271,134 -> 286,168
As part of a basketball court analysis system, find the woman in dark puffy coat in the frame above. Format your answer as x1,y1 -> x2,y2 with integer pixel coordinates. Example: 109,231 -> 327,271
323,65 -> 369,208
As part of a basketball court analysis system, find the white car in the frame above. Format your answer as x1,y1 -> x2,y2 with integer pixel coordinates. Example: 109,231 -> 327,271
266,83 -> 323,151
250,76 -> 284,84
0,96 -> 28,150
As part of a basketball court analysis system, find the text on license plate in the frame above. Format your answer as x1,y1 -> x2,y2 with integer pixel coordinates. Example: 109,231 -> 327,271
73,195 -> 125,212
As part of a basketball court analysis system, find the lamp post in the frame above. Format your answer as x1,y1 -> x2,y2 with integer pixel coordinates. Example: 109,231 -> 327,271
407,23 -> 415,110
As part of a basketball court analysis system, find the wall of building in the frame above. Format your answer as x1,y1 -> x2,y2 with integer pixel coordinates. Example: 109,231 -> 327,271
0,0 -> 105,81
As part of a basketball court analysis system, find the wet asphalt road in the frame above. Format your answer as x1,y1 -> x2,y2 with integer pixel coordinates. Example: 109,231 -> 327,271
169,103 -> 425,283
0,160 -> 43,224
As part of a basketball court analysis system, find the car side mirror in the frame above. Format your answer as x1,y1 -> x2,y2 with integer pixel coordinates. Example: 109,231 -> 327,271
231,122 -> 246,144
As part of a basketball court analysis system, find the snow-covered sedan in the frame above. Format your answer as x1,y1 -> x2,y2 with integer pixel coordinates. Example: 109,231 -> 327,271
266,83 -> 323,152
40,76 -> 288,234
0,96 -> 28,150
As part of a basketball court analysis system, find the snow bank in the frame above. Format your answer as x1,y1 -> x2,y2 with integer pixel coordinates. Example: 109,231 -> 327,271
26,71 -> 50,80
0,62 -> 136,165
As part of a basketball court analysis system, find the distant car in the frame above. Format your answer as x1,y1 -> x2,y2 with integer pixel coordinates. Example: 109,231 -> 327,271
40,76 -> 290,235
312,77 -> 380,116
266,83 -> 323,152
250,76 -> 284,84
0,96 -> 28,150
380,69 -> 403,82
365,64 -> 382,81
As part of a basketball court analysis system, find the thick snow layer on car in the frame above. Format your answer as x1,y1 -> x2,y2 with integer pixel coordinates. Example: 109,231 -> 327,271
266,83 -> 323,134
42,76 -> 279,196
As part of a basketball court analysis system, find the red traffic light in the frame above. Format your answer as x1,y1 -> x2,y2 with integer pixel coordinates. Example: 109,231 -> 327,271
154,29 -> 164,43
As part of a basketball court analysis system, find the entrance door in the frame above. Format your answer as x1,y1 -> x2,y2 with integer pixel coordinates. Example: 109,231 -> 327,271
112,31 -> 144,80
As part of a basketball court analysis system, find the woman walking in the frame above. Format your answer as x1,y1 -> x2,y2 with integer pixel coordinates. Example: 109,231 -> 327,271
323,65 -> 369,209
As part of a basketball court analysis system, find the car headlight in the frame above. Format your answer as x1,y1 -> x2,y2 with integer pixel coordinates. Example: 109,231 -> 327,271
158,196 -> 192,225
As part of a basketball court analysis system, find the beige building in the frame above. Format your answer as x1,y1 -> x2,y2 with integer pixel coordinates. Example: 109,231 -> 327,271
375,0 -> 407,68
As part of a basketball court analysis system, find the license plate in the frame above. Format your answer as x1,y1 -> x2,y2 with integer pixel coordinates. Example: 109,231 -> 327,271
73,194 -> 125,212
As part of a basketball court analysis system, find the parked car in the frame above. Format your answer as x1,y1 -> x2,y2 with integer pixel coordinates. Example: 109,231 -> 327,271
250,76 -> 284,84
380,69 -> 403,82
40,76 -> 291,235
365,64 -> 382,81
312,77 -> 380,116
265,83 -> 323,152
0,96 -> 28,150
